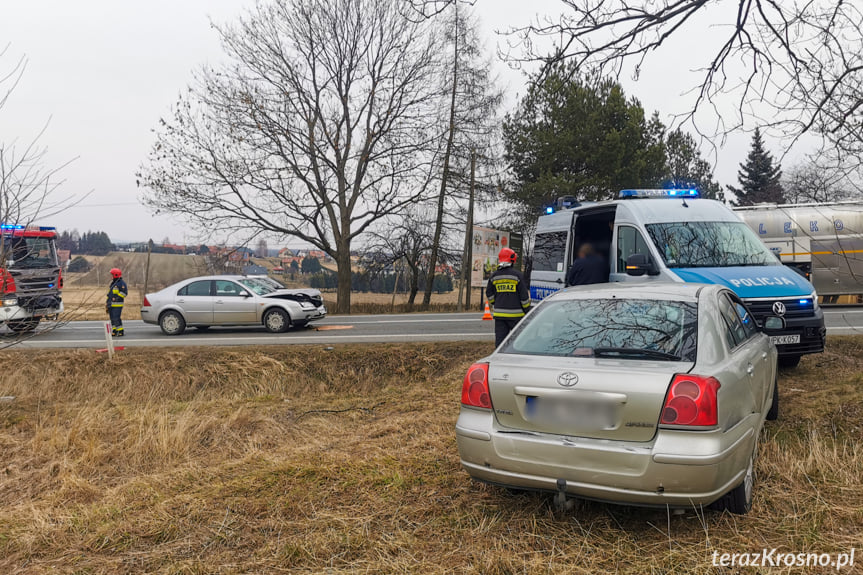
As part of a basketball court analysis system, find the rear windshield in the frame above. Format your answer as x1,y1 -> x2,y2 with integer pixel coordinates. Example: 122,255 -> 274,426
646,221 -> 779,268
500,299 -> 698,361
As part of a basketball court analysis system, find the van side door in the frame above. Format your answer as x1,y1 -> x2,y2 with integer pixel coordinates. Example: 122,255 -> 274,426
610,225 -> 656,283
529,225 -> 572,302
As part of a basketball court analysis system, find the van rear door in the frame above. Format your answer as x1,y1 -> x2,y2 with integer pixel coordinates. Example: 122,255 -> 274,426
529,212 -> 574,302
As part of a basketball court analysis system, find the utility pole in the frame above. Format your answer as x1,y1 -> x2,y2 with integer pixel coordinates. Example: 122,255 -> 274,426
143,239 -> 153,297
457,149 -> 476,312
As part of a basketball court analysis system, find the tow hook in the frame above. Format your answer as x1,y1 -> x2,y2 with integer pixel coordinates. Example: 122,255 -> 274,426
554,478 -> 575,511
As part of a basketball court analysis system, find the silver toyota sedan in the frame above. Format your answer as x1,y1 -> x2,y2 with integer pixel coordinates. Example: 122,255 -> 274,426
141,275 -> 327,335
456,283 -> 782,514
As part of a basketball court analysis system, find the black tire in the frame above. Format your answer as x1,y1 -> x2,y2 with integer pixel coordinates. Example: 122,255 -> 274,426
710,444 -> 756,515
766,379 -> 779,421
7,319 -> 39,334
159,310 -> 186,336
263,308 -> 291,333
778,355 -> 801,369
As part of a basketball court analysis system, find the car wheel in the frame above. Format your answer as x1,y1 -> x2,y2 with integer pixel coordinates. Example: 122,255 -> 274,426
711,443 -> 756,515
766,379 -> 779,421
159,311 -> 186,336
778,355 -> 801,369
7,319 -> 39,333
264,308 -> 291,333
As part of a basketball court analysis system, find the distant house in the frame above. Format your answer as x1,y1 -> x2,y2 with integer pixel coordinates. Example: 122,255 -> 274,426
243,264 -> 268,276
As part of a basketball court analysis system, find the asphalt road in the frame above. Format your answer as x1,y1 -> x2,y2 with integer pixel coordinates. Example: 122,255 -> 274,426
2,308 -> 862,350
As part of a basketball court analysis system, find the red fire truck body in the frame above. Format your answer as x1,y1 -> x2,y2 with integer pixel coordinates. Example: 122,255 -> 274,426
0,224 -> 63,333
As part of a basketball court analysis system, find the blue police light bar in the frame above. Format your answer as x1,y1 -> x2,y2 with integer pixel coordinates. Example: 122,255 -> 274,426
545,206 -> 554,214
618,189 -> 700,199
0,224 -> 26,231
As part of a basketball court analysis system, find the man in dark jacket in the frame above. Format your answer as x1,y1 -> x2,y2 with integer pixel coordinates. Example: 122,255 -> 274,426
106,267 -> 128,337
566,243 -> 608,287
486,248 -> 531,346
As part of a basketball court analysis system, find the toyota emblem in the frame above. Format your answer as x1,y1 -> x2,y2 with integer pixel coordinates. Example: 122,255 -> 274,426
772,301 -> 787,316
557,372 -> 579,387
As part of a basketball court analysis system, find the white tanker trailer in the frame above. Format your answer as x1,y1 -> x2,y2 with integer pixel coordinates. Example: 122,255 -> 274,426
734,202 -> 863,304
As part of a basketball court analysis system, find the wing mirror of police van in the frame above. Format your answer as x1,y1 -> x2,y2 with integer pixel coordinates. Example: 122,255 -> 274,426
625,253 -> 659,277
761,316 -> 786,331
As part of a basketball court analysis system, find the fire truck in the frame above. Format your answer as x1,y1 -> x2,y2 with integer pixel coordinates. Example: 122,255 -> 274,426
0,224 -> 63,333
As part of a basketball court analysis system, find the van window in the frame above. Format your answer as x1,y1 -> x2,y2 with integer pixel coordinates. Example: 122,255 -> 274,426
617,226 -> 652,273
645,221 -> 779,268
533,232 -> 567,272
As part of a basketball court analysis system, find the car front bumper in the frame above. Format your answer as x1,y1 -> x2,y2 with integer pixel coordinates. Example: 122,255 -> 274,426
296,305 -> 327,322
456,407 -> 759,508
0,302 -> 63,322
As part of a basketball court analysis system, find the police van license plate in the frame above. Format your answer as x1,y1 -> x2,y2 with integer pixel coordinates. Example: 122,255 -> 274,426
525,396 -> 617,430
770,335 -> 801,345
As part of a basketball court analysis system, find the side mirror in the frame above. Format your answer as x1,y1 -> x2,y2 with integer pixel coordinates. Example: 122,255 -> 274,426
762,316 -> 786,331
625,253 -> 658,277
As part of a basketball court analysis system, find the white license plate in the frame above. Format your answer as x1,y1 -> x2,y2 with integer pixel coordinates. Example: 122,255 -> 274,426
770,335 -> 801,345
525,396 -> 618,430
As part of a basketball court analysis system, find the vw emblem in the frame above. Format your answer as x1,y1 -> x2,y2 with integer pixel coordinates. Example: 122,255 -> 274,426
772,301 -> 787,316
557,372 -> 579,387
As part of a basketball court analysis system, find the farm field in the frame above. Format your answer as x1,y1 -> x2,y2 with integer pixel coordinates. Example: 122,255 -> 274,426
1,339 -> 861,574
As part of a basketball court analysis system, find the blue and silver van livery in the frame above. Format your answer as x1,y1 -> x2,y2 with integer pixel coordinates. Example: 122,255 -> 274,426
530,189 -> 825,367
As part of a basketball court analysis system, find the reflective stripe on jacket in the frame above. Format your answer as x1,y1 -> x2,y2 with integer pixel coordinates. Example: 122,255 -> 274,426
486,266 -> 530,319
107,278 -> 128,308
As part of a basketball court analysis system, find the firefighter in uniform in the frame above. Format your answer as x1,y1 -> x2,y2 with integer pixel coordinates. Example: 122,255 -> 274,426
486,248 -> 531,346
106,267 -> 128,337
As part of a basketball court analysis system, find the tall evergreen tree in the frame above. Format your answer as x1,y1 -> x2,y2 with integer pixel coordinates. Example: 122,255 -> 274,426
728,128 -> 784,205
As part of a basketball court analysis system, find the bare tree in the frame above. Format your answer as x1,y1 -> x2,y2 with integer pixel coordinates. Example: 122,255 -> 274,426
511,1 -> 863,160
368,210 -> 437,308
421,3 -> 503,307
138,0 -> 441,314
783,160 -> 862,204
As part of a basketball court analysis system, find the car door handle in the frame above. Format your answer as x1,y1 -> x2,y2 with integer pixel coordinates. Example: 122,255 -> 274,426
746,363 -> 755,375
177,299 -> 185,304
215,300 -> 224,304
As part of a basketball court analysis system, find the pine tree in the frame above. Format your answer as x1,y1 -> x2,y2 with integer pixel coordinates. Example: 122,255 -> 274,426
728,128 -> 784,205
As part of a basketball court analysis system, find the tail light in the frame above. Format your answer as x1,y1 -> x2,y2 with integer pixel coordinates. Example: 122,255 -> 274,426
660,374 -> 720,427
0,270 -> 16,294
143,296 -> 152,307
461,363 -> 492,409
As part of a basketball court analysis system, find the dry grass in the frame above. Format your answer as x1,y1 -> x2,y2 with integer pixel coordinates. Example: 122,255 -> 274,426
1,340 -> 861,574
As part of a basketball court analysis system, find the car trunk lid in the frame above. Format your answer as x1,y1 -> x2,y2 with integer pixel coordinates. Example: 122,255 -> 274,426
488,355 -> 693,442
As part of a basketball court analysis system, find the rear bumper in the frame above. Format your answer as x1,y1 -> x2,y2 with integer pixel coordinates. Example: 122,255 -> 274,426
456,408 -> 758,508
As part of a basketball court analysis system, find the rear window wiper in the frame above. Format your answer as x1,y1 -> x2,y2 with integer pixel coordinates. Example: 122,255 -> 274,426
592,347 -> 682,361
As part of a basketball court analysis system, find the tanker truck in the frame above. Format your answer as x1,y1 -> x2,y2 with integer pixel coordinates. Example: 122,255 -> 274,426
734,202 -> 863,304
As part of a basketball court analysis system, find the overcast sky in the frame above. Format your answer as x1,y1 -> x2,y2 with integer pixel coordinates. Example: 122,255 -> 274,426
0,0 -> 811,245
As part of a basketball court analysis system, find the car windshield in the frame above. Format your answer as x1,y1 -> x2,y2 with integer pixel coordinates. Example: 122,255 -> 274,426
645,221 -> 779,268
500,299 -> 698,361
7,237 -> 58,268
239,278 -> 275,295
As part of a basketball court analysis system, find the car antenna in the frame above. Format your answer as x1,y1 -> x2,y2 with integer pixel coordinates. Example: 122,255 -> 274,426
681,197 -> 689,208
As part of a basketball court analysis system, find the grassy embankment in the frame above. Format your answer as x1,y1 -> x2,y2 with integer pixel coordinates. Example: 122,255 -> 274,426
1,340 -> 861,573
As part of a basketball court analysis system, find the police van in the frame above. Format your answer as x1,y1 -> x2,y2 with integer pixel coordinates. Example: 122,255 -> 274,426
530,189 -> 825,368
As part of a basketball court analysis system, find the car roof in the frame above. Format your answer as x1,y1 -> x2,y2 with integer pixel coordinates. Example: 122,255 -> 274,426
545,282 -> 721,303
615,198 -> 741,224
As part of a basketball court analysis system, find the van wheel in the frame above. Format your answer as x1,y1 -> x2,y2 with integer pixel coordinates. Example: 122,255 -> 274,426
710,444 -> 756,515
264,309 -> 290,333
766,379 -> 779,421
778,355 -> 801,369
159,311 -> 186,336
7,319 -> 39,333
